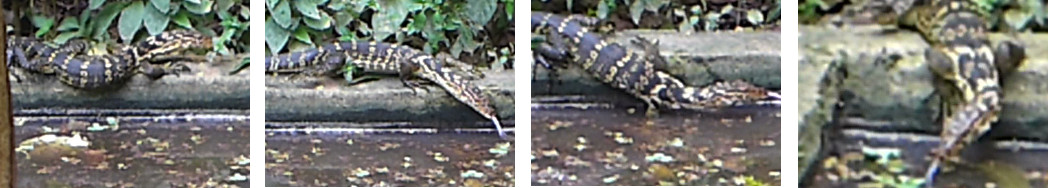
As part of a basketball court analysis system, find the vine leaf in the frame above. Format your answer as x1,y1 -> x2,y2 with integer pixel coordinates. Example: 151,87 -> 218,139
629,0 -> 669,25
172,11 -> 195,29
597,0 -> 612,19
118,1 -> 146,42
151,0 -> 171,13
745,9 -> 763,25
270,0 -> 293,29
292,0 -> 323,20
265,17 -> 292,54
371,0 -> 422,41
184,0 -> 214,14
89,0 -> 107,10
333,11 -> 355,36
303,11 -> 333,30
216,0 -> 237,19
450,28 -> 479,58
144,1 -> 171,35
266,0 -> 279,9
30,15 -> 55,38
292,27 -> 313,45
54,31 -> 81,44
465,0 -> 496,26
215,28 -> 237,55
92,2 -> 128,40
505,0 -> 514,20
57,18 -> 80,32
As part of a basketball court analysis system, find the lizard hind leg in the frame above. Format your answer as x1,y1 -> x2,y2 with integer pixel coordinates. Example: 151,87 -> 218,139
398,61 -> 431,95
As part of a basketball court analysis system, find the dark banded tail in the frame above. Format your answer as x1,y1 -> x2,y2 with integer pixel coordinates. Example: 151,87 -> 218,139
265,50 -> 324,72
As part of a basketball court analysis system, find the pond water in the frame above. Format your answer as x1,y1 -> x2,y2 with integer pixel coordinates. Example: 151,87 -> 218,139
531,96 -> 781,186
805,120 -> 1048,187
265,124 -> 514,187
13,114 -> 249,188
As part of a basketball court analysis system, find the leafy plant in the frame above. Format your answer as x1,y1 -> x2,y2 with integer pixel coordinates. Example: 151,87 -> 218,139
24,0 -> 249,55
265,0 -> 513,62
799,0 -> 826,24
628,0 -> 670,25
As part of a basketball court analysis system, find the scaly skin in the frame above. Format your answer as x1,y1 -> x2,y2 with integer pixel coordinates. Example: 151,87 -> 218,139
900,0 -> 1025,186
264,41 -> 506,137
531,12 -> 779,115
8,30 -> 211,89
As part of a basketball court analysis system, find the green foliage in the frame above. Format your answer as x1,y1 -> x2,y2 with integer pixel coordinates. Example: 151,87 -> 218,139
22,0 -> 249,55
1000,0 -> 1046,31
264,0 -> 512,60
596,0 -> 617,19
628,0 -> 669,25
799,0 -> 826,24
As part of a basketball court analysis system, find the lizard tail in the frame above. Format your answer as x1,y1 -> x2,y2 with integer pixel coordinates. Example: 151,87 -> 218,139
265,50 -> 324,72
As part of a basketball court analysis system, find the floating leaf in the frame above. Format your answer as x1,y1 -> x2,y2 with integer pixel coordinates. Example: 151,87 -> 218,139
144,1 -> 171,35
118,1 -> 146,42
265,17 -> 292,54
371,0 -> 423,41
465,0 -> 496,25
151,0 -> 171,13
270,0 -> 293,29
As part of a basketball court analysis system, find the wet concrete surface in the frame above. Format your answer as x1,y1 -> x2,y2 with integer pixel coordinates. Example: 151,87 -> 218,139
530,96 -> 781,186
13,114 -> 250,188
265,127 -> 514,187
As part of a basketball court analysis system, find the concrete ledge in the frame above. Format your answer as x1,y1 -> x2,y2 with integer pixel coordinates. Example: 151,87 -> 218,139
10,58 -> 250,111
264,69 -> 515,124
533,30 -> 781,97
801,25 -> 1048,133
